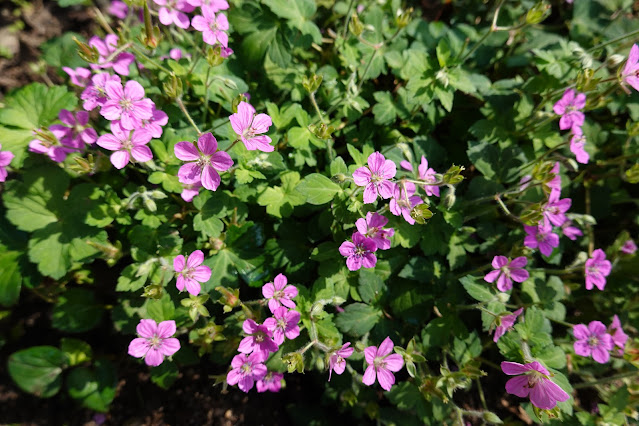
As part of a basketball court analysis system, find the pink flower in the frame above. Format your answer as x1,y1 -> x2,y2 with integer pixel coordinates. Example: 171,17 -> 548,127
0,144 -> 15,182
181,181 -> 202,202
29,127 -> 80,163
81,73 -> 121,111
101,80 -> 154,130
328,343 -> 354,381
573,321 -> 614,364
524,224 -> 559,257
418,156 -> 439,197
352,152 -> 396,204
553,88 -> 586,132
173,250 -> 211,296
89,35 -> 135,76
262,273 -> 297,313
238,319 -> 279,361
362,337 -> 404,391
138,107 -> 168,139
227,353 -> 267,393
339,232 -> 377,271
62,66 -> 92,88
191,6 -> 229,47
108,0 -> 129,19
51,109 -> 97,147
399,160 -> 413,171
389,181 -> 424,225
153,0 -> 195,29
263,307 -> 300,345
128,319 -> 180,366
186,0 -> 229,10
547,162 -> 561,199
621,44 -> 639,93
493,308 -> 523,342
584,248 -> 611,291
96,121 -> 153,169
174,133 -> 234,191
256,371 -> 283,393
561,220 -> 582,241
541,193 -> 571,228
229,102 -> 274,152
621,239 -> 637,255
570,131 -> 590,164
501,361 -> 570,410
484,256 -> 529,292
608,315 -> 628,355
355,212 -> 394,250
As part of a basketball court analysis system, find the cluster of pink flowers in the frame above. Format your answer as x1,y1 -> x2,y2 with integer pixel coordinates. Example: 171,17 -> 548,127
501,361 -> 570,410
173,250 -> 212,296
128,319 -> 181,366
227,274 -> 298,393
152,0 -> 232,56
573,316 -> 627,363
339,212 -> 394,271
342,153 -> 441,270
553,88 -> 589,164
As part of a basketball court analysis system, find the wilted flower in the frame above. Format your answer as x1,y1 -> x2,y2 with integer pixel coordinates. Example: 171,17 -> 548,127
328,343 -> 354,381
570,131 -> 590,164
608,315 -> 628,355
389,181 -> 423,225
493,308 -> 523,342
128,319 -> 180,366
62,66 -> 92,88
501,361 -> 570,410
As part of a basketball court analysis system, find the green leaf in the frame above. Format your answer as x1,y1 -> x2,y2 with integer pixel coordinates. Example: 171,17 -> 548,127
335,303 -> 381,336
358,269 -> 387,304
372,92 -> 397,125
534,345 -> 566,369
193,214 -> 224,238
8,346 -> 68,398
0,83 -> 77,130
0,251 -> 22,306
51,289 -> 103,333
296,173 -> 342,205
66,360 -> 117,412
267,32 -> 292,68
146,293 -> 176,322
459,275 -> 495,303
150,361 -> 179,389
60,338 -> 92,367
257,171 -> 305,218
263,0 -> 321,43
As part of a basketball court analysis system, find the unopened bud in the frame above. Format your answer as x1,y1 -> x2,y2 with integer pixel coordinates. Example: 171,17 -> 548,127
625,163 -> 639,184
302,74 -> 323,93
143,283 -> 163,299
349,14 -> 363,37
74,37 -> 99,63
442,165 -> 465,185
163,74 -> 183,99
141,1 -> 161,49
525,1 -> 551,25
206,45 -> 225,67
442,186 -> 456,209
395,7 -> 413,29
483,411 -> 503,424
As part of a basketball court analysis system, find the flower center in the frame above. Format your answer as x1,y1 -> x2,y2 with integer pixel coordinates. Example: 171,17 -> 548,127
196,155 -> 211,169
121,135 -> 133,151
365,227 -> 378,238
149,335 -> 162,349
588,335 -> 599,347
373,356 -> 386,369
254,331 -> 265,343
355,244 -> 367,256
241,362 -> 252,374
119,98 -> 133,111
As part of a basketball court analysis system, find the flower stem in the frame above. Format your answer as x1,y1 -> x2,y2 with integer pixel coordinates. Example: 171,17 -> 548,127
341,0 -> 356,39
587,28 -> 639,53
356,49 -> 379,94
176,97 -> 201,136
573,369 -> 639,389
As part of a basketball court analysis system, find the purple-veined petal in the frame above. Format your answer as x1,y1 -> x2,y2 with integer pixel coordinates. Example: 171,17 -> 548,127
362,365 -> 376,386
110,150 -> 130,169
128,338 -> 150,358
201,165 -> 221,191
376,368 -> 395,391
156,320 -> 177,338
131,145 -> 153,163
383,354 -> 404,372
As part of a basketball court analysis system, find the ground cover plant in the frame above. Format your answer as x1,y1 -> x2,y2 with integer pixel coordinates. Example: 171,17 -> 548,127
1,0 -> 639,424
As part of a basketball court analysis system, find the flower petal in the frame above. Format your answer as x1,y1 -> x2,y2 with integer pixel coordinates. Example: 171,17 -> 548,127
156,320 -> 177,338
174,141 -> 200,161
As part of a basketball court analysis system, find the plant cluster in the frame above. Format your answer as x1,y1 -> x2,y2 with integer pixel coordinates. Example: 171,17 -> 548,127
1,0 -> 639,424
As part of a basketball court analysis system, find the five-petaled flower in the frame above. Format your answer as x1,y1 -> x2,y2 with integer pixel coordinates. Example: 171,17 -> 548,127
362,337 -> 404,391
263,306 -> 300,345
191,5 -> 229,47
96,121 -> 153,169
573,321 -> 614,364
352,152 -> 397,204
238,319 -> 279,362
174,132 -> 234,191
523,224 -> 559,257
227,353 -> 267,393
256,371 -> 284,393
584,248 -> 611,291
173,250 -> 212,296
553,88 -> 586,132
229,101 -> 274,152
128,319 -> 181,366
339,232 -> 378,271
501,361 -> 570,410
262,273 -> 298,314
101,80 -> 155,130
484,256 -> 529,292
328,343 -> 354,381
355,212 -> 394,250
